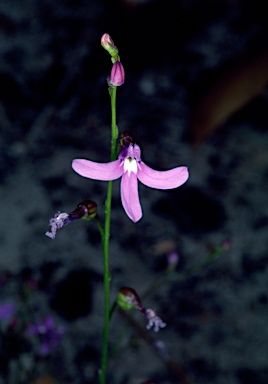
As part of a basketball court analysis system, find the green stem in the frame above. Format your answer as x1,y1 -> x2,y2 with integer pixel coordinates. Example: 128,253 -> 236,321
99,85 -> 118,384
110,85 -> 118,161
95,215 -> 105,239
109,300 -> 118,319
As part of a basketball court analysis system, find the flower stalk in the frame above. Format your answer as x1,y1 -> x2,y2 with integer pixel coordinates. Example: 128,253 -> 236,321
99,84 -> 118,384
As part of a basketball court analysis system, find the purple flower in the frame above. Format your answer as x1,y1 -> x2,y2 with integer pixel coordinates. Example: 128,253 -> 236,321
167,251 -> 180,271
0,302 -> 16,320
72,143 -> 189,222
26,315 -> 66,357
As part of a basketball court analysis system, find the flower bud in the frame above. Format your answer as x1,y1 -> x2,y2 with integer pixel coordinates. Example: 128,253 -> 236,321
101,33 -> 119,58
109,61 -> 125,86
117,287 -> 143,312
70,200 -> 98,222
120,132 -> 134,147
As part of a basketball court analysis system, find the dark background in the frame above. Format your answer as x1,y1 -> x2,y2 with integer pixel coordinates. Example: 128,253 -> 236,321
1,0 -> 268,383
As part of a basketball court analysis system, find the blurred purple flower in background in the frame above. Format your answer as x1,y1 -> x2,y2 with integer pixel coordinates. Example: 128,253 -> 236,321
167,251 -> 180,271
0,302 -> 16,321
26,315 -> 66,356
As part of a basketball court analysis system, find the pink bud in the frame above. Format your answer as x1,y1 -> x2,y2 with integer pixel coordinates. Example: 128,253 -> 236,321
109,61 -> 125,86
101,33 -> 118,57
101,33 -> 114,48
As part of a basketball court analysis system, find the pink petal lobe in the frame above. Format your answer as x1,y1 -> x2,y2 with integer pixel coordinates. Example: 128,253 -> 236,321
138,163 -> 189,189
72,159 -> 123,181
121,172 -> 142,222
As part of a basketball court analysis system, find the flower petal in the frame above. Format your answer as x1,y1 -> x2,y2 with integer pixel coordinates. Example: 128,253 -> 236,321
72,159 -> 123,181
138,163 -> 189,189
121,172 -> 142,222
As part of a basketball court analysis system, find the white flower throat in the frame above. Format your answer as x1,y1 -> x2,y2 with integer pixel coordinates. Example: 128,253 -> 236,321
124,157 -> 138,175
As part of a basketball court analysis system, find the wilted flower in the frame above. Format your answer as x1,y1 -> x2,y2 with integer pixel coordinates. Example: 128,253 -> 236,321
145,309 -> 166,332
117,287 -> 166,333
46,200 -> 97,239
45,212 -> 69,239
72,143 -> 189,222
26,315 -> 66,357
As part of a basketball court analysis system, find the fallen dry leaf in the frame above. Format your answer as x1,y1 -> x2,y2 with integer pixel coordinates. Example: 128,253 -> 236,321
190,50 -> 268,145
152,240 -> 176,255
29,374 -> 55,384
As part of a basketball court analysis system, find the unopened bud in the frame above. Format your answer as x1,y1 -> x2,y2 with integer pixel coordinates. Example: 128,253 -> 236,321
117,287 -> 144,312
109,61 -> 125,86
101,33 -> 119,58
120,132 -> 134,147
69,200 -> 98,222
